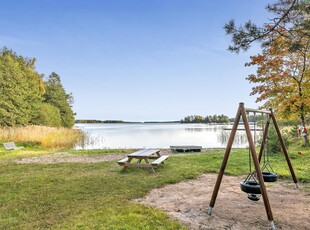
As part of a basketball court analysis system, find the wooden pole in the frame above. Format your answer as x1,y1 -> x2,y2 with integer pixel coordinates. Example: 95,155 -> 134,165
269,109 -> 299,187
208,102 -> 242,214
240,104 -> 274,227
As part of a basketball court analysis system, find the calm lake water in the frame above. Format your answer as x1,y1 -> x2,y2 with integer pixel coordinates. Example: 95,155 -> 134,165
74,123 -> 259,149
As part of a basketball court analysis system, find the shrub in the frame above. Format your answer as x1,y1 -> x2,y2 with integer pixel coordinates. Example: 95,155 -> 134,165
266,125 -> 290,154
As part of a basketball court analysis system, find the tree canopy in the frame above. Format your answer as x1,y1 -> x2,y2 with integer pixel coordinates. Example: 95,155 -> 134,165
44,72 -> 75,128
0,48 -> 45,126
225,0 -> 309,145
0,47 -> 75,128
224,0 -> 309,53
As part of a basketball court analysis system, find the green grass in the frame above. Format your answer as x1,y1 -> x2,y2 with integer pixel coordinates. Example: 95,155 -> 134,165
0,145 -> 309,229
0,147 -> 53,162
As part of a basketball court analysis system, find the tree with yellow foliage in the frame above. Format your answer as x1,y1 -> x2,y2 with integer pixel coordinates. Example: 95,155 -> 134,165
246,29 -> 309,145
225,0 -> 309,145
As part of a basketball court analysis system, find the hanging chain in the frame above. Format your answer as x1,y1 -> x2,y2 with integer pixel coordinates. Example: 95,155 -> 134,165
263,113 -> 266,165
266,114 -> 271,163
254,112 -> 256,146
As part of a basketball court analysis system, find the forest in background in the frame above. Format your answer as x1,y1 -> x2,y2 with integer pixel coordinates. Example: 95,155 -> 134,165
181,114 -> 230,124
0,47 -> 75,128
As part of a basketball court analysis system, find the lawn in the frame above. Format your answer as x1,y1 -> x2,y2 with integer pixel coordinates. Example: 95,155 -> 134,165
0,145 -> 309,229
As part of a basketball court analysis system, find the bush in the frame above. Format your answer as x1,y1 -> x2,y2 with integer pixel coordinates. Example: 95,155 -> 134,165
266,125 -> 290,154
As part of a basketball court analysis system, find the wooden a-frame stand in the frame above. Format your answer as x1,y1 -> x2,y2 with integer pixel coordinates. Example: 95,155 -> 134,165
207,102 -> 298,230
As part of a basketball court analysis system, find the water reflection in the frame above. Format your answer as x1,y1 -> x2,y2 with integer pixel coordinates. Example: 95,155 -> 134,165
218,131 -> 250,146
185,124 -> 222,132
218,128 -> 263,147
74,123 -> 262,149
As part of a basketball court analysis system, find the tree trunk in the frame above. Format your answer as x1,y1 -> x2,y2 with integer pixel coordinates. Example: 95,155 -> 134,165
301,114 -> 309,146
303,135 -> 309,146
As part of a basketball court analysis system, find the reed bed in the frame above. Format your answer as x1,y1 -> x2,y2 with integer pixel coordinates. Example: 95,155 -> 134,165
0,125 -> 84,149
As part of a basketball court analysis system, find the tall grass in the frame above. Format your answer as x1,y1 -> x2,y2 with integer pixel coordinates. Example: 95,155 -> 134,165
0,125 -> 83,149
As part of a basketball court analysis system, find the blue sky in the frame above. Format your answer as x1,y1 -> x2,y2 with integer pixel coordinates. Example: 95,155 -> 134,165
0,0 -> 272,121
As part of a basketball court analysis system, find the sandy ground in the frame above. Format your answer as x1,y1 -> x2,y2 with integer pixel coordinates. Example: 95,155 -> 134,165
135,174 -> 310,230
13,151 -> 310,229
13,149 -> 173,164
13,152 -> 128,164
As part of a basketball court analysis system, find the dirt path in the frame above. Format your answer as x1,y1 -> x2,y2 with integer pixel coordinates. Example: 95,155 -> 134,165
13,152 -> 127,164
12,149 -> 175,164
12,149 -> 176,164
135,174 -> 310,230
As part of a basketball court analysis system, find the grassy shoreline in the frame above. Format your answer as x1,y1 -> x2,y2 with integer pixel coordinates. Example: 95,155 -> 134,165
0,125 -> 83,150
0,146 -> 309,229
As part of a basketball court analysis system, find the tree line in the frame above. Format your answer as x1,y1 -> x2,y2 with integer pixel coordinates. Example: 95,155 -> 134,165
181,114 -> 230,124
75,119 -> 124,123
0,47 -> 75,128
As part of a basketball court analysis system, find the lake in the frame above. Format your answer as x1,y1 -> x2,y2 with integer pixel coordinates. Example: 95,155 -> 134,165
74,123 -> 259,149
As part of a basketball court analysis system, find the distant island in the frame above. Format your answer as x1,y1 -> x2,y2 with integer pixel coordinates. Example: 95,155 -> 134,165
181,114 -> 230,124
75,119 -> 124,124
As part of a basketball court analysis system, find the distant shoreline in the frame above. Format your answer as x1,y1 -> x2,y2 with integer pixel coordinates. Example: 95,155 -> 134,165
75,120 -> 180,124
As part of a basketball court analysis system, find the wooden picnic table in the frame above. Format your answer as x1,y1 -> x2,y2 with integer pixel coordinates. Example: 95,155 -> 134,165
118,149 -> 169,173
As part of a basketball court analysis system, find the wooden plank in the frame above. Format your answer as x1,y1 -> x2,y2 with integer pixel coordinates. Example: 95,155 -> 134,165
245,108 -> 271,114
117,157 -> 129,165
152,155 -> 169,166
127,149 -> 147,156
128,148 -> 160,157
147,156 -> 161,159
123,163 -> 154,168
136,150 -> 159,157
127,156 -> 148,160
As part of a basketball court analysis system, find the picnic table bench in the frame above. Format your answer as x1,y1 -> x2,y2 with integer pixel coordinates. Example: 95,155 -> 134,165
118,149 -> 169,173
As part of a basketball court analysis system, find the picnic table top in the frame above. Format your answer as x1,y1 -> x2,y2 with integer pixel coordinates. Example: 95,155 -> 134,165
128,148 -> 160,157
